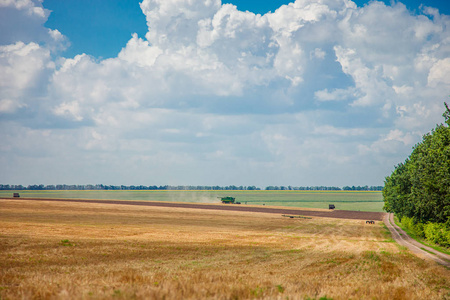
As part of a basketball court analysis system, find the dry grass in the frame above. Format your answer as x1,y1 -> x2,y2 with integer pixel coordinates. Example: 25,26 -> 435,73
0,199 -> 449,300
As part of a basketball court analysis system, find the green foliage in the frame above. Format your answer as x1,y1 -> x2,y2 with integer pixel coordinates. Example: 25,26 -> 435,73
399,216 -> 425,238
383,103 -> 450,246
276,284 -> 285,293
444,102 -> 450,126
60,239 -> 73,247
398,216 -> 450,250
423,222 -> 450,247
408,123 -> 450,223
382,162 -> 412,216
250,286 -> 264,297
362,251 -> 380,262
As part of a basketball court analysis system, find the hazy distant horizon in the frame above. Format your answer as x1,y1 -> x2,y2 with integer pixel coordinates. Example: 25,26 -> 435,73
1,0 -> 449,187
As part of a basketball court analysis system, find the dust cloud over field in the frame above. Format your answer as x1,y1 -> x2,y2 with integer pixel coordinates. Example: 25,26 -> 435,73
0,199 -> 449,299
168,191 -> 218,204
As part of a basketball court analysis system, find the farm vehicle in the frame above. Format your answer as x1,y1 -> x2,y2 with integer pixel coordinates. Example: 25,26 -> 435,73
218,196 -> 241,204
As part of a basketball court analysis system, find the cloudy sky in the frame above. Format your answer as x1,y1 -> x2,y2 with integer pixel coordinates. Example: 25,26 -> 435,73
1,0 -> 449,187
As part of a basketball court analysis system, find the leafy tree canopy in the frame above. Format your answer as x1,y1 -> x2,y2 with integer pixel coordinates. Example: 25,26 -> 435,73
383,103 -> 450,224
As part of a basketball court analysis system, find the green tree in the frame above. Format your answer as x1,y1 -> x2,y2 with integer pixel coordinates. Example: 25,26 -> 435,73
382,161 -> 412,218
408,123 -> 450,223
383,103 -> 450,224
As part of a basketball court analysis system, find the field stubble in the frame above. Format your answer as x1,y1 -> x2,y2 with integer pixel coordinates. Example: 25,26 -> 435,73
0,199 -> 449,299
0,190 -> 384,212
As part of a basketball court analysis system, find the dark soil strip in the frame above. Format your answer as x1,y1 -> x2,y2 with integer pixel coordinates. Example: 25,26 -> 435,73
2,197 -> 385,221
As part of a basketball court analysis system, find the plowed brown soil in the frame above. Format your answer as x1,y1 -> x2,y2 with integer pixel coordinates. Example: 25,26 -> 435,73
2,197 -> 385,220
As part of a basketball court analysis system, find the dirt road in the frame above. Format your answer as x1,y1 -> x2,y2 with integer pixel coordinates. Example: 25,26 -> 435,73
384,213 -> 450,267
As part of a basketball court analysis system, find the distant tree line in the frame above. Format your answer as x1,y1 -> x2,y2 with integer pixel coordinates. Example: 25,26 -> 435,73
0,184 -> 261,191
0,184 -> 382,191
265,186 -> 382,191
383,103 -> 450,247
342,186 -> 383,191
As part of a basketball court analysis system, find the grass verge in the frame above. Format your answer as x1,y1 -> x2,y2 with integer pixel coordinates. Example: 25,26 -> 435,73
393,215 -> 450,256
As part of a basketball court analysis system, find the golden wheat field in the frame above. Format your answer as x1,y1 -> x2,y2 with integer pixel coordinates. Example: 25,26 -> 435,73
0,199 -> 449,300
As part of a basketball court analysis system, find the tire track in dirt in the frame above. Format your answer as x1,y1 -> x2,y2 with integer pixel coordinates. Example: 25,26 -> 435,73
384,213 -> 450,267
2,197 -> 385,221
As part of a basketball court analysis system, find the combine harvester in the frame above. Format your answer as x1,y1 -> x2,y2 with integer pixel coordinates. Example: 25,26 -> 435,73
218,196 -> 241,204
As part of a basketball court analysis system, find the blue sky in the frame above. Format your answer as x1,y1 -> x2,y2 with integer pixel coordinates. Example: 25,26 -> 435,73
43,0 -> 450,58
1,0 -> 450,187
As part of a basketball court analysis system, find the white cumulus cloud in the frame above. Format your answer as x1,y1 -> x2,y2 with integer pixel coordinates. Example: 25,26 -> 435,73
1,0 -> 450,186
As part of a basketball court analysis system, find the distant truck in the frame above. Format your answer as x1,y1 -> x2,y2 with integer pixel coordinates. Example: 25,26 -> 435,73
218,196 -> 241,204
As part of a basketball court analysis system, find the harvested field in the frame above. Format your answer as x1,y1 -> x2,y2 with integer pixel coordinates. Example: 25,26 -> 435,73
0,199 -> 449,299
0,190 -> 385,212
1,197 -> 385,220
